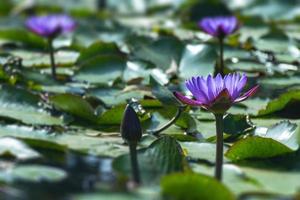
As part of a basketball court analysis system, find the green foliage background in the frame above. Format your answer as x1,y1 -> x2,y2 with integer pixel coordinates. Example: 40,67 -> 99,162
0,0 -> 300,199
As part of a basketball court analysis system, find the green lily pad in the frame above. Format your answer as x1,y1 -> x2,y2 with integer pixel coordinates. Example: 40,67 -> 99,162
11,165 -> 67,182
98,104 -> 125,125
88,87 -> 149,106
0,85 -> 63,125
223,114 -> 255,136
74,55 -> 126,85
9,49 -> 78,68
150,75 -> 181,106
0,124 -> 127,158
258,90 -> 300,116
0,29 -> 46,48
180,142 -> 228,163
179,44 -> 217,79
49,93 -> 97,123
76,41 -> 123,65
161,173 -> 235,200
131,36 -> 184,71
0,137 -> 40,160
112,136 -> 185,184
226,121 -> 299,161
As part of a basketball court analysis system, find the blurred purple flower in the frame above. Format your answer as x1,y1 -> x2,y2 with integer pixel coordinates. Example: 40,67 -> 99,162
26,14 -> 76,38
198,16 -> 239,38
174,73 -> 258,114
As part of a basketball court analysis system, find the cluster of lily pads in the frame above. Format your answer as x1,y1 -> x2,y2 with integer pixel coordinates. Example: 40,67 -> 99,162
25,13 -> 259,183
1,1 -> 300,200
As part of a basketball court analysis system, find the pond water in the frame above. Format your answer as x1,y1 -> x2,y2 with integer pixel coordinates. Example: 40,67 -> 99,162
0,148 -> 115,200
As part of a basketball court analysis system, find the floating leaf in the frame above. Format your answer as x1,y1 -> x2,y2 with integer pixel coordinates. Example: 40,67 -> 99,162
150,75 -> 181,106
9,49 -> 78,68
0,124 -> 127,158
0,137 -> 40,160
76,41 -> 123,65
161,173 -> 235,200
11,165 -> 67,182
132,36 -> 184,71
89,87 -> 149,106
49,93 -> 97,123
0,85 -> 63,125
112,136 -> 185,184
98,104 -> 125,125
258,90 -> 300,116
181,142 -> 228,163
74,55 -> 126,85
226,121 -> 299,161
0,29 -> 46,48
179,44 -> 217,79
223,114 -> 254,136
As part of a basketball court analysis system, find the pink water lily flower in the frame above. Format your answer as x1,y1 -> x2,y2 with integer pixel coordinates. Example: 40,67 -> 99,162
198,16 -> 239,38
174,73 -> 258,114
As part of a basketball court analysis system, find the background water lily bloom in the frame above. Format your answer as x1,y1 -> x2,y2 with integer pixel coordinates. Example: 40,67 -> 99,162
174,73 -> 258,114
26,14 -> 76,38
25,14 -> 76,79
198,16 -> 239,38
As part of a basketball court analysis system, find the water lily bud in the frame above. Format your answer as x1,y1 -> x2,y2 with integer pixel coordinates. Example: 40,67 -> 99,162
121,105 -> 142,143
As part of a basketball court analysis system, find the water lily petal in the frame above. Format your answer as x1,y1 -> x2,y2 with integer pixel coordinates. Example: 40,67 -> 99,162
234,85 -> 259,103
173,92 -> 204,106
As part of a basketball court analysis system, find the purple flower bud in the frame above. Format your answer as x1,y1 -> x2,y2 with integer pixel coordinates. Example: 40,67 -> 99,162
174,73 -> 258,114
25,14 -> 76,38
198,16 -> 239,38
121,105 -> 142,143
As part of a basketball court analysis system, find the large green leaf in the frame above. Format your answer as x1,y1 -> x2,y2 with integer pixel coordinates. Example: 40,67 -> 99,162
74,55 -> 126,85
0,124 -> 127,158
226,121 -> 299,161
0,137 -> 40,160
241,0 -> 300,20
88,87 -> 150,106
112,136 -> 185,184
76,41 -> 123,65
9,49 -> 78,68
191,160 -> 300,196
97,104 -> 125,125
131,36 -> 184,71
161,173 -> 235,200
179,44 -> 217,79
258,90 -> 300,116
223,114 -> 255,136
150,75 -> 181,106
0,29 -> 46,48
49,93 -> 97,123
181,142 -> 228,163
0,85 -> 63,125
10,165 -> 67,182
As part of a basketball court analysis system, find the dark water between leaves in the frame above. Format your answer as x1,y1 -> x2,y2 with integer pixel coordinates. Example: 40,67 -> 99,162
0,148 -> 115,200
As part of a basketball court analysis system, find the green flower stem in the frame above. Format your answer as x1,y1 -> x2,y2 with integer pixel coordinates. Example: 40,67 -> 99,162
149,105 -> 186,137
219,37 -> 225,76
48,38 -> 57,80
129,141 -> 141,184
214,114 -> 224,181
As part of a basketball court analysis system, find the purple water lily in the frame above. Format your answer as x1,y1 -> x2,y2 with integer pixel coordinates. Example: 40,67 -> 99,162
26,14 -> 76,38
198,16 -> 239,38
174,73 -> 258,181
198,16 -> 239,75
25,14 -> 76,79
174,73 -> 258,114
